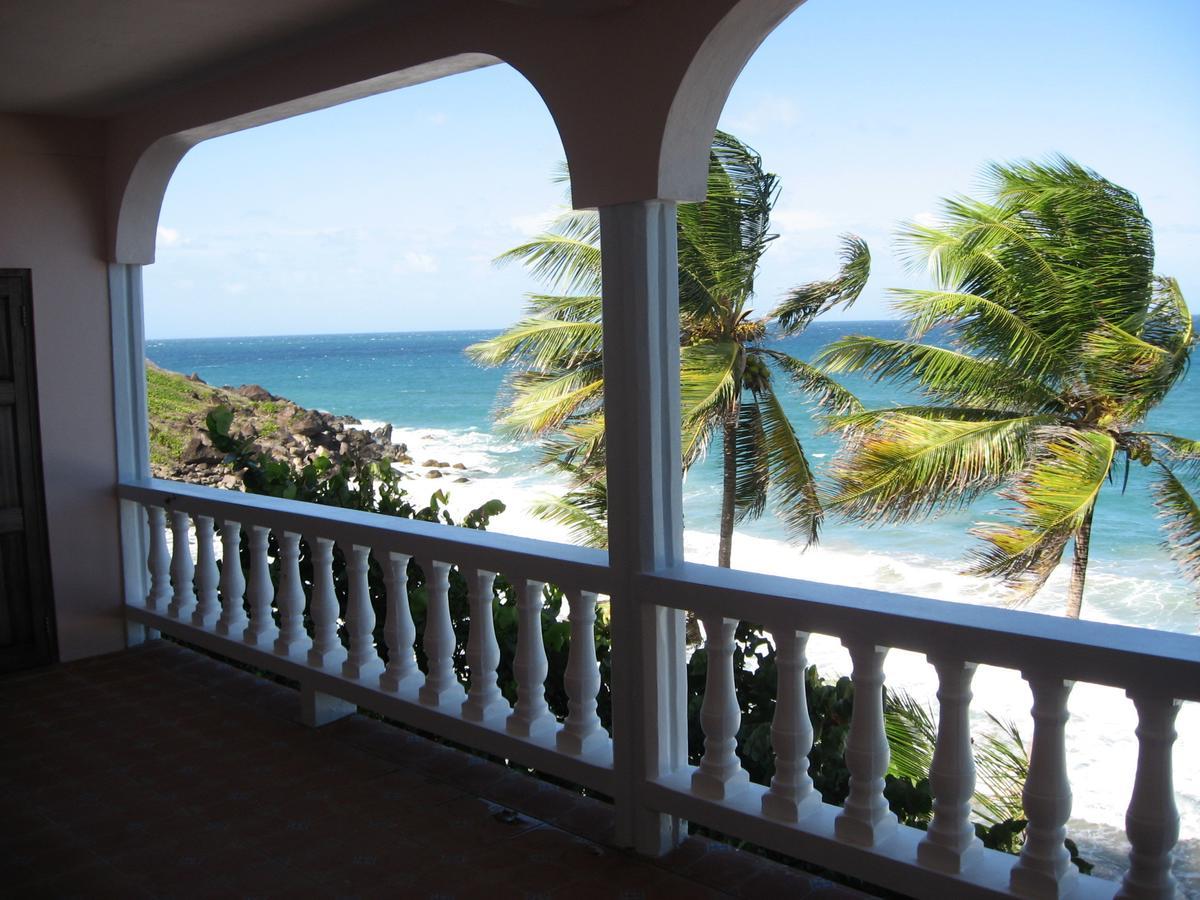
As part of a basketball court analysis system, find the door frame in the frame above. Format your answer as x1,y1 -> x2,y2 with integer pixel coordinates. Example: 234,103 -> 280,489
0,268 -> 57,670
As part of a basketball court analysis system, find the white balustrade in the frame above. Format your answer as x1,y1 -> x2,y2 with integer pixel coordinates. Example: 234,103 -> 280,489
691,616 -> 749,800
166,510 -> 196,619
919,658 -> 983,873
342,544 -> 384,680
307,537 -> 346,670
190,515 -> 220,629
1011,676 -> 1075,898
1117,693 -> 1182,900
461,568 -> 508,723
835,641 -> 897,847
762,629 -> 820,822
243,524 -> 278,648
418,558 -> 465,707
273,531 -> 310,658
380,551 -> 418,692
507,577 -> 556,738
557,589 -> 605,755
144,505 -> 171,612
215,520 -> 247,638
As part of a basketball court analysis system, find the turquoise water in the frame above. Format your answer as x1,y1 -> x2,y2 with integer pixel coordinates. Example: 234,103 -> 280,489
146,322 -> 1199,636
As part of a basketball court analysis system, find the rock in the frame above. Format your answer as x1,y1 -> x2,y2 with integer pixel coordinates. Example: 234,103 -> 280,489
421,458 -> 441,468
234,384 -> 275,402
425,469 -> 443,478
454,477 -> 470,483
452,462 -> 466,470
186,372 -> 203,382
293,411 -> 326,437
182,435 -> 222,464
437,460 -> 450,468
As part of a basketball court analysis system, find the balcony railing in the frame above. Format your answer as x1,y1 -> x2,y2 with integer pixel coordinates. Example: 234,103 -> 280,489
117,476 -> 1199,900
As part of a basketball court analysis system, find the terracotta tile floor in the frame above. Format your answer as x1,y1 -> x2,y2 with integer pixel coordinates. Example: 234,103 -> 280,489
0,641 -> 871,899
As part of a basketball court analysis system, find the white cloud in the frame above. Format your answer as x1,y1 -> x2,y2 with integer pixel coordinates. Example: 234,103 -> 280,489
157,226 -> 182,247
724,95 -> 799,133
772,207 -> 831,232
509,207 -> 563,236
395,251 -> 439,274
912,211 -> 939,227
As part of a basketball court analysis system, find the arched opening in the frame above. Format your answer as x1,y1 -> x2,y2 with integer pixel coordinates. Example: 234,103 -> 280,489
671,0 -> 1199,878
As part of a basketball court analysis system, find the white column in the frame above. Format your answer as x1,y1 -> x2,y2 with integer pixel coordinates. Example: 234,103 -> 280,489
166,510 -> 196,619
762,629 -> 820,822
691,617 -> 749,800
243,524 -> 278,648
110,263 -> 151,645
835,642 -> 897,847
342,544 -> 384,680
1117,693 -> 1182,900
215,520 -> 247,638
190,515 -> 220,629
307,537 -> 346,670
144,505 -> 171,612
599,200 -> 687,853
379,551 -> 418,692
919,658 -> 983,873
417,558 -> 464,707
506,577 -> 556,738
557,589 -> 606,755
1011,675 -> 1076,898
461,569 -> 508,723
273,531 -> 310,658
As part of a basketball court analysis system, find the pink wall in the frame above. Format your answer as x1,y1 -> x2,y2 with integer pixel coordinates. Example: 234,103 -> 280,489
0,114 -> 126,661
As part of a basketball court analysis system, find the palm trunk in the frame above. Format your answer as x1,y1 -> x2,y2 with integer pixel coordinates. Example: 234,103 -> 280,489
718,411 -> 738,568
1065,504 -> 1095,619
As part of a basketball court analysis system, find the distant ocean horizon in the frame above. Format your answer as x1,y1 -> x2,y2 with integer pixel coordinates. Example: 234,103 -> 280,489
147,323 -> 1200,876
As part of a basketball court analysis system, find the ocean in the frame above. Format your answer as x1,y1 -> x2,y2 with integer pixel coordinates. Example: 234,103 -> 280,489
147,322 -> 1199,883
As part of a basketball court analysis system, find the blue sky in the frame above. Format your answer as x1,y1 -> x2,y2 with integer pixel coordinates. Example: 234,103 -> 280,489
144,0 -> 1200,339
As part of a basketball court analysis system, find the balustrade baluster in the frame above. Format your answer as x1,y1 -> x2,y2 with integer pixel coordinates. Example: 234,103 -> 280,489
273,531 -> 310,658
166,510 -> 196,619
215,520 -> 247,637
243,525 -> 278,647
1117,693 -> 1182,900
506,577 -> 555,738
918,658 -> 983,873
557,589 -> 605,755
461,568 -> 507,722
307,537 -> 346,669
835,642 -> 897,846
380,552 -> 418,691
418,558 -> 464,706
342,544 -> 384,680
190,515 -> 220,629
144,505 -> 171,611
1011,675 -> 1075,898
691,617 -> 749,800
762,629 -> 819,821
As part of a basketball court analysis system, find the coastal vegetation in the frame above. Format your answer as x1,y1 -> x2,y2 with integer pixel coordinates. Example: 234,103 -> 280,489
819,158 -> 1200,616
468,131 -> 862,566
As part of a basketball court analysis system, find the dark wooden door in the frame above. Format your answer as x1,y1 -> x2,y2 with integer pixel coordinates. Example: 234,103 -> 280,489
0,270 -> 55,670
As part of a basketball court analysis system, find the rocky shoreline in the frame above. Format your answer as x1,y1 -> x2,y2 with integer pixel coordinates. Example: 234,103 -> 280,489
147,363 -> 472,488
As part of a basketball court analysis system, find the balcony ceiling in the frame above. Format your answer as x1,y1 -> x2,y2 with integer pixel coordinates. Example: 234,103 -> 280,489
0,0 -> 634,117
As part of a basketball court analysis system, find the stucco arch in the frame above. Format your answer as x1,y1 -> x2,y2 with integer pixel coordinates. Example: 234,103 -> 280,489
106,0 -> 805,265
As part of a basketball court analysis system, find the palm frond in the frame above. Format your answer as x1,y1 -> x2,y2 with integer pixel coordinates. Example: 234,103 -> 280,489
466,317 -> 602,369
680,341 -> 740,466
827,413 -> 1051,524
1150,463 -> 1200,585
760,349 -> 862,414
758,387 -> 822,545
884,690 -> 936,783
733,397 -> 769,524
498,369 -> 604,436
530,484 -> 608,549
973,713 -> 1029,825
817,335 -> 1059,412
494,209 -> 602,295
968,429 -> 1115,600
772,234 -> 870,334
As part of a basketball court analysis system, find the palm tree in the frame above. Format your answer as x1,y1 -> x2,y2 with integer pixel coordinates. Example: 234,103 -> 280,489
469,131 -> 864,566
818,157 -> 1199,617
